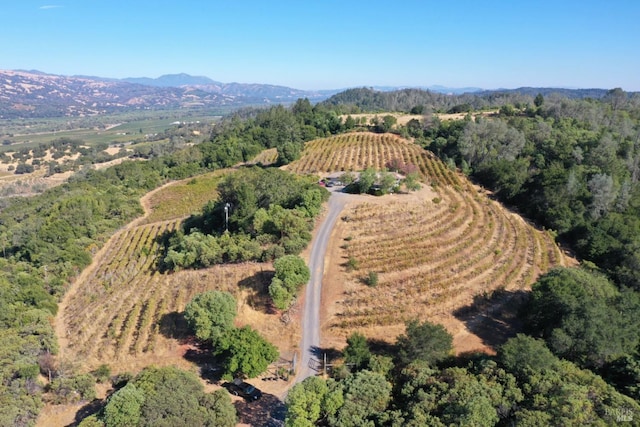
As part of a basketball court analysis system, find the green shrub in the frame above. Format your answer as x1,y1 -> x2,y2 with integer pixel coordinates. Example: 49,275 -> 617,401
364,271 -> 378,287
346,257 -> 359,272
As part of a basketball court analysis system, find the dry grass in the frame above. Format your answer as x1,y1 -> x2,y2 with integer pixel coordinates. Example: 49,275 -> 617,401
58,217 -> 296,372
52,129 -> 576,425
249,147 -> 279,166
56,168 -> 297,377
289,132 -> 575,353
141,169 -> 227,224
340,110 -> 498,126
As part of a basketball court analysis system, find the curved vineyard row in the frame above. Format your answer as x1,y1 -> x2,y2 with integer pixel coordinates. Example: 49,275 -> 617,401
59,216 -> 271,367
288,132 -> 448,184
288,131 -> 574,338
332,183 -> 572,331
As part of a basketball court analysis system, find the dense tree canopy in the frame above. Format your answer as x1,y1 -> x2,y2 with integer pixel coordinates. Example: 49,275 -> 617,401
4,87 -> 640,424
163,167 -> 328,270
102,366 -> 236,427
269,254 -> 311,310
183,291 -> 237,344
215,325 -> 279,380
396,320 -> 453,366
522,267 -> 640,369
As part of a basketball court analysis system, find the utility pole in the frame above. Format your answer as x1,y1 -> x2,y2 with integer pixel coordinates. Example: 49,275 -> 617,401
224,203 -> 231,232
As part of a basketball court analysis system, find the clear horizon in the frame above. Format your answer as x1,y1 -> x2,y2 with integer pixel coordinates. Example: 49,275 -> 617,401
1,1 -> 639,91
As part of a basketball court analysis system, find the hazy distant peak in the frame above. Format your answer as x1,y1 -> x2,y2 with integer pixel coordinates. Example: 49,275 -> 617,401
123,74 -> 222,87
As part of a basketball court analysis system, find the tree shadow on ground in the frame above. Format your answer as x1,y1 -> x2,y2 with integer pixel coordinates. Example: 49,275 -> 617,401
71,398 -> 105,426
453,289 -> 530,350
310,345 -> 342,363
180,340 -> 228,384
153,228 -> 177,273
367,338 -> 398,357
238,270 -> 276,314
234,393 -> 286,427
158,311 -> 190,340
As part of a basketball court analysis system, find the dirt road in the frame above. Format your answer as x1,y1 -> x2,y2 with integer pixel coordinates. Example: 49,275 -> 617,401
295,191 -> 348,382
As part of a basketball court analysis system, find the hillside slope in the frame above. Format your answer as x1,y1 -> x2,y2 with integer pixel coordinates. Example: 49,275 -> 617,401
288,132 -> 576,352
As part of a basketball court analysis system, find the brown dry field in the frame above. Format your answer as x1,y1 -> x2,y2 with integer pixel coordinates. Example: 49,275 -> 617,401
319,185 -> 575,356
0,148 -> 134,197
342,110 -> 497,127
285,132 -> 574,356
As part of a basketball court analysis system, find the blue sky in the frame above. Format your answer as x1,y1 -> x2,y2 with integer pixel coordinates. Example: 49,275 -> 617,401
1,1 -> 638,90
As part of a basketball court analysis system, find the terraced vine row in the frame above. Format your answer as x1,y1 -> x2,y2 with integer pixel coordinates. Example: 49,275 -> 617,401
60,216 -> 267,366
333,183 -> 570,330
289,131 -> 573,332
288,132 -> 449,184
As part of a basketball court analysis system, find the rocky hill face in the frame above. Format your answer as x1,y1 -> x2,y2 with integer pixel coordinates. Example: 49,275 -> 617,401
0,70 -> 335,118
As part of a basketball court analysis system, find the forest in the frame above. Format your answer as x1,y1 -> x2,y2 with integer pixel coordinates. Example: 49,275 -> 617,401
1,87 -> 640,426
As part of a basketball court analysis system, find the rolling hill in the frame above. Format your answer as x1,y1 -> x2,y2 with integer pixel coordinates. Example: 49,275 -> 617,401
0,70 -> 336,119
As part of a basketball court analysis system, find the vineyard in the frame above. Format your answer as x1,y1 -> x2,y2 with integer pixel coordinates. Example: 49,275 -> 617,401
140,170 -> 226,224
287,132 -> 440,178
289,132 -> 574,348
57,169 -> 294,370
58,131 -> 574,367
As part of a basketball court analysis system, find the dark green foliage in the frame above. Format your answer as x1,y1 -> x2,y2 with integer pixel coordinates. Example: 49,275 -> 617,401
49,373 -> 96,404
410,105 -> 425,114
343,332 -> 371,370
373,115 -> 397,133
285,376 -> 343,427
92,364 -> 111,384
523,267 -> 640,368
363,271 -> 378,287
77,415 -> 105,427
396,320 -> 453,366
15,162 -> 34,174
498,334 -> 559,379
215,326 -> 279,379
534,93 -> 544,107
601,354 -> 640,400
399,363 -> 515,427
165,167 -> 327,269
269,255 -> 310,310
102,366 -> 236,427
329,370 -> 392,427
183,291 -> 237,344
0,101 -> 345,424
199,389 -> 237,427
357,168 -> 376,194
103,383 -> 144,427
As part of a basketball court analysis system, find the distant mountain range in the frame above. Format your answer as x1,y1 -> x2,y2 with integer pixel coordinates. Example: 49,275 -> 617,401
0,69 -> 627,119
0,70 -> 339,119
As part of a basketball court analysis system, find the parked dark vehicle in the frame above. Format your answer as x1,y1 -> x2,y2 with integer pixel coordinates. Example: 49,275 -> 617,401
223,379 -> 262,401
